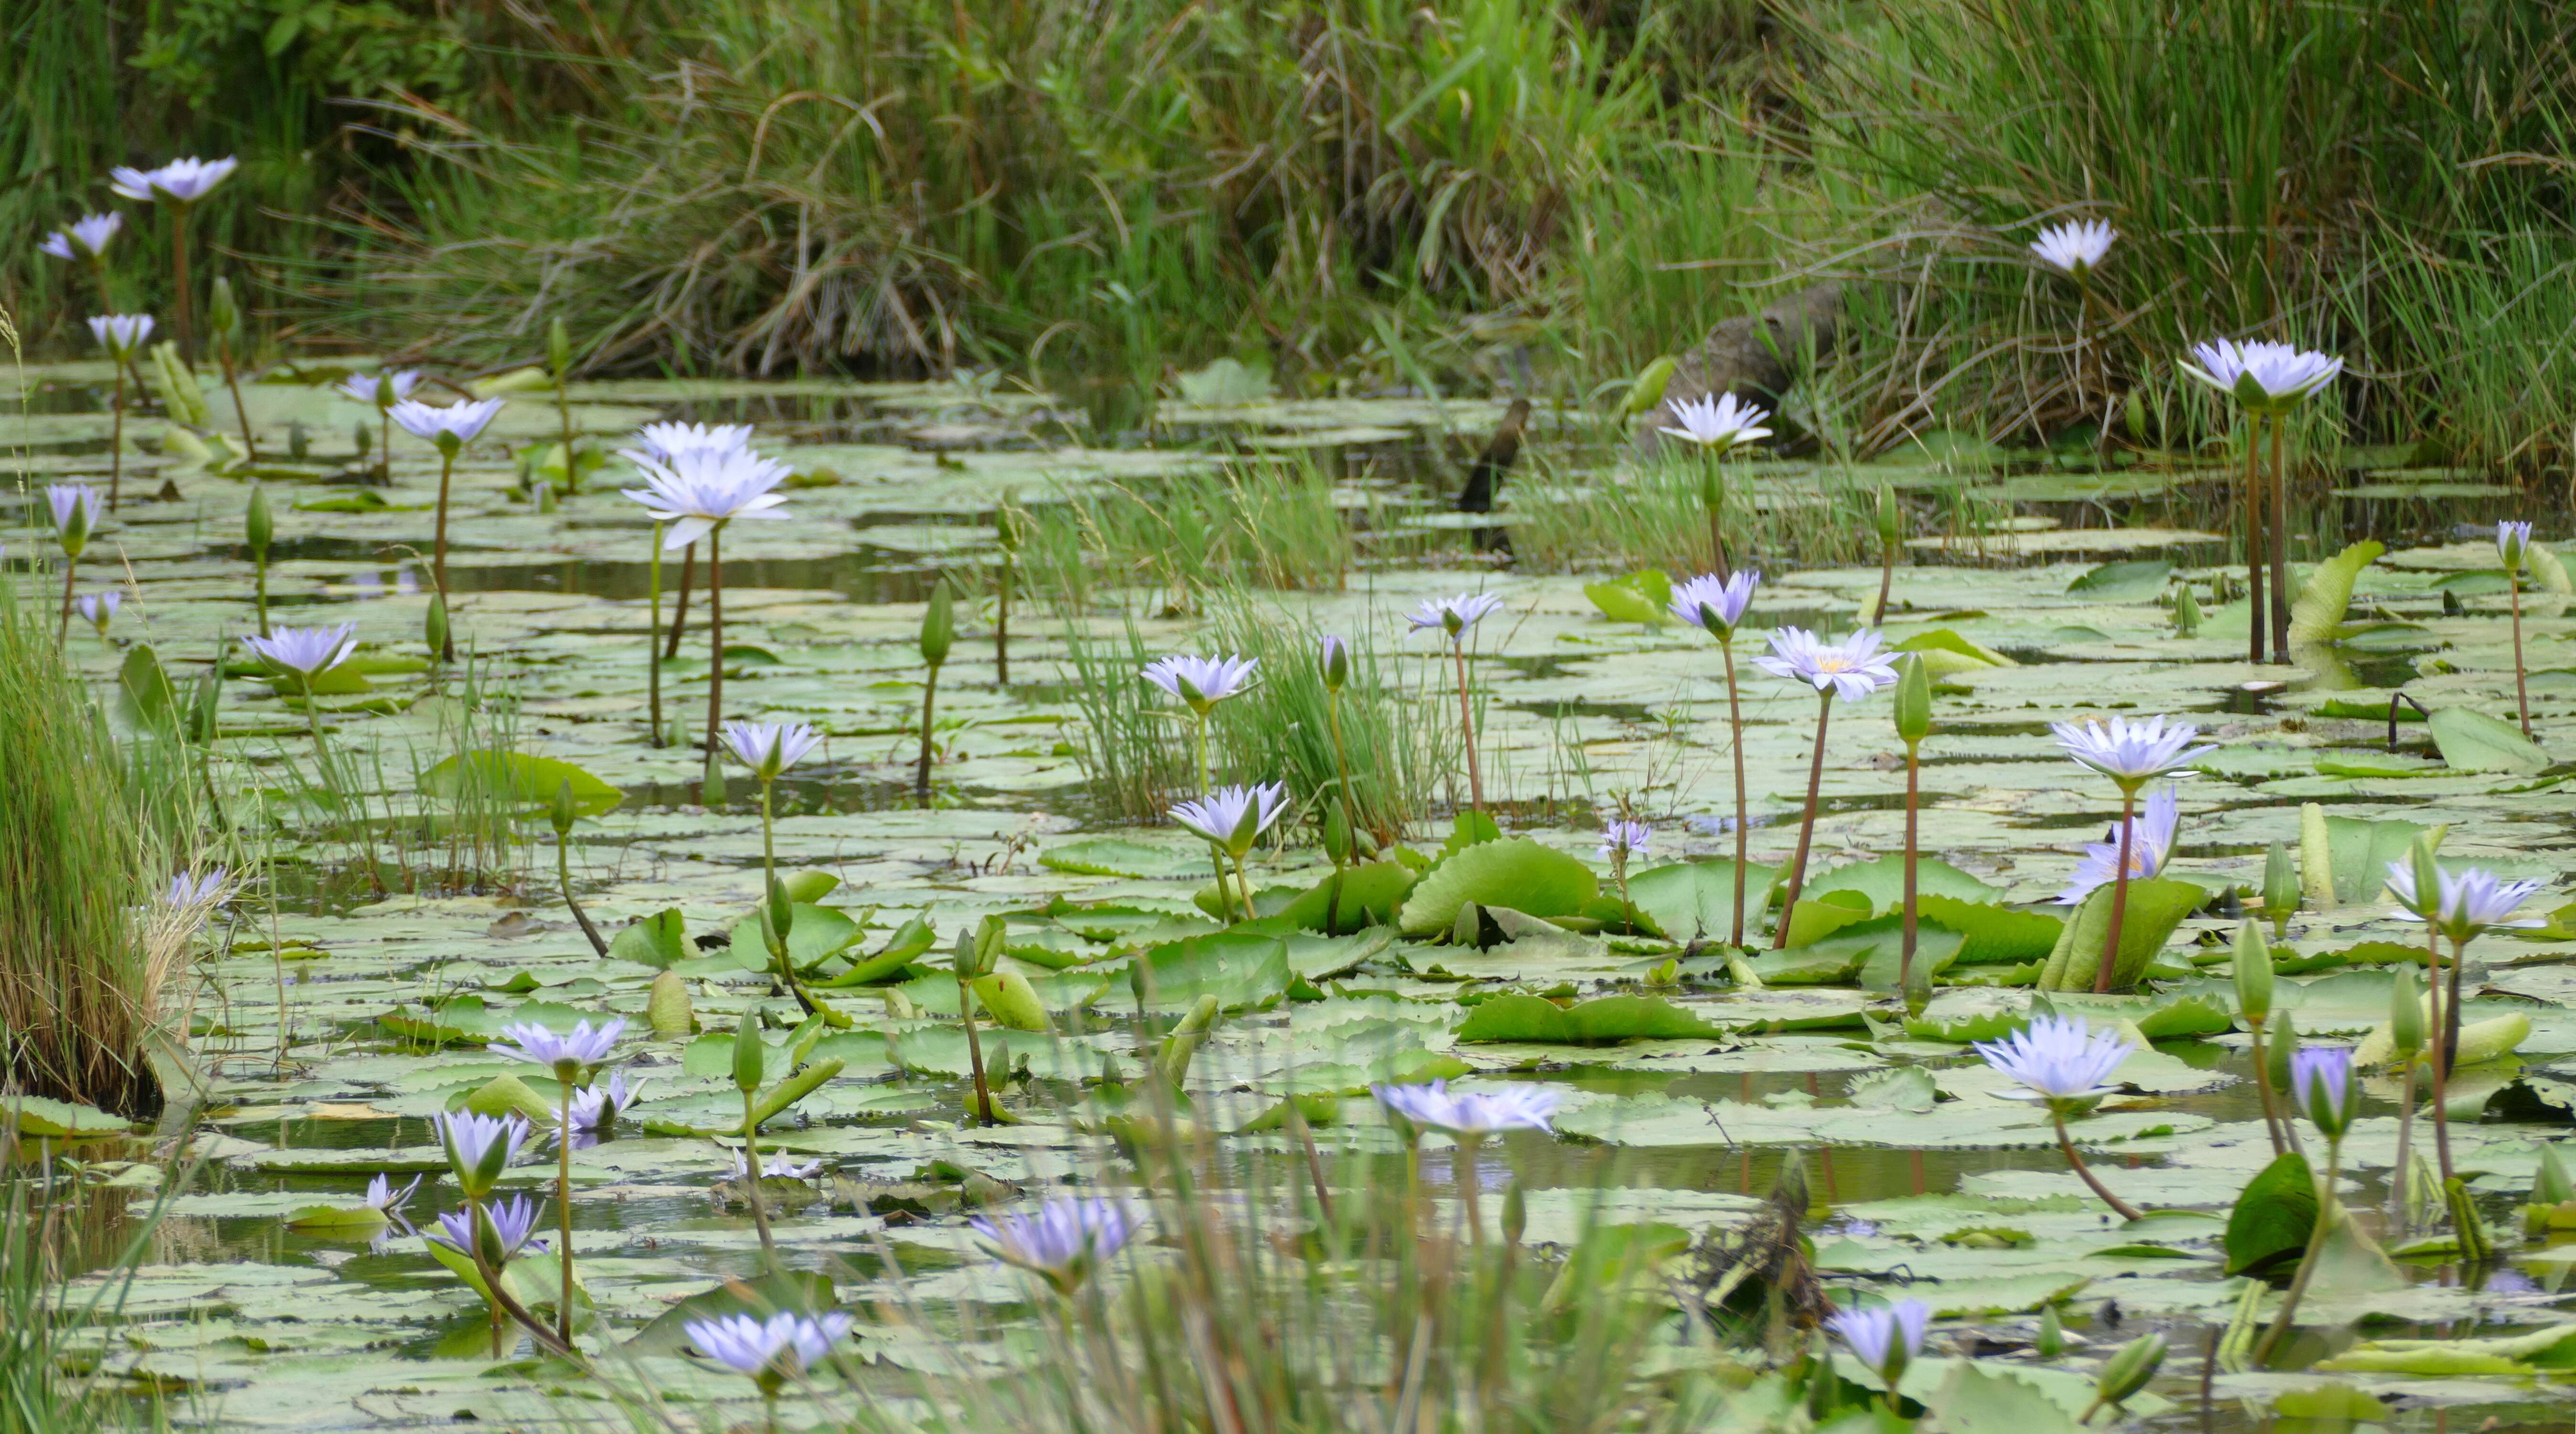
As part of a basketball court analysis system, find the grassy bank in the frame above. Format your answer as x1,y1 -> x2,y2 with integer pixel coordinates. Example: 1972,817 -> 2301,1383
10,0 -> 2576,464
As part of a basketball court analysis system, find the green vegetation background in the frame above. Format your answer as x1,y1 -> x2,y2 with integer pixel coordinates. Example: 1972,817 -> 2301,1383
11,0 -> 2576,462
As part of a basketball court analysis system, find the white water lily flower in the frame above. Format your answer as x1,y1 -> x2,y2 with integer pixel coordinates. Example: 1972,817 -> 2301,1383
2055,784 -> 2180,905
636,421 -> 756,463
39,213 -> 121,261
1658,392 -> 1772,451
1669,570 -> 1760,637
1405,592 -> 1506,644
338,370 -> 423,408
2498,520 -> 2534,573
1169,782 -> 1290,859
2179,338 -> 2342,415
1755,627 -> 1900,701
426,1192 -> 547,1261
2030,219 -> 2117,275
728,1150 -> 823,1181
1598,819 -> 1651,861
491,1017 -> 626,1074
1828,1299 -> 1931,1385
2051,713 -> 2216,787
390,397 -> 505,450
1973,1015 -> 2136,1105
1142,654 -> 1259,715
108,156 -> 239,204
240,622 -> 358,679
619,446 -> 795,550
365,1173 -> 422,1215
85,314 -> 153,360
2383,860 -> 2546,939
683,1310 -> 853,1382
723,719 -> 824,781
1371,1078 -> 1560,1136
562,1073 -> 646,1146
972,1197 -> 1141,1292
72,591 -> 121,631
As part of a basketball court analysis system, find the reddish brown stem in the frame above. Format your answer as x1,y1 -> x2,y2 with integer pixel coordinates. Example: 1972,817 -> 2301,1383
2093,787 -> 2138,993
1772,690 -> 1833,950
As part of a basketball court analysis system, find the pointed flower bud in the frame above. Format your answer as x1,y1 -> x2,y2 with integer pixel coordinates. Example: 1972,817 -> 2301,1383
2290,1045 -> 2358,1141
550,777 -> 576,838
1893,652 -> 1931,745
245,486 -> 273,561
766,875 -> 796,941
2094,1332 -> 2166,1411
2262,839 -> 2299,931
1319,634 -> 1350,693
732,1012 -> 765,1094
2388,963 -> 2425,1059
1324,803 -> 1353,866
2173,583 -> 2203,635
2265,1009 -> 2297,1100
209,276 -> 240,341
2538,1145 -> 2576,1206
1875,483 -> 1901,546
2233,921 -> 2273,1025
920,577 -> 954,667
425,591 -> 448,659
549,316 -> 572,379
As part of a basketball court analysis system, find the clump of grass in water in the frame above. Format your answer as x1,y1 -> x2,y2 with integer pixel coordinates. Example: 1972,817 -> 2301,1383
1513,449 -> 1880,576
0,589 -> 161,1116
1021,460 -> 1353,616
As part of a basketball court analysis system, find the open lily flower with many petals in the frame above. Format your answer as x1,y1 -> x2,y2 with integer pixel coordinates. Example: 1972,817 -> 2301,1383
426,1192 -> 548,1263
619,447 -> 795,549
109,157 -> 239,204
1598,819 -> 1651,861
2180,339 -> 2342,415
723,719 -> 823,781
491,1017 -> 626,1076
338,370 -> 422,409
1142,653 -> 1259,715
1829,1299 -> 1931,1388
390,397 -> 504,451
85,314 -> 153,361
1756,627 -> 1900,701
2056,784 -> 2179,904
2052,713 -> 2216,789
973,1197 -> 1141,1294
684,1310 -> 853,1387
241,622 -> 358,679
2030,219 -> 2117,275
1169,783 -> 1290,860
1405,592 -> 1505,644
1669,571 -> 1759,637
1974,1015 -> 2136,1108
1372,1078 -> 1559,1136
636,421 -> 755,463
2384,860 -> 2546,941
1658,392 -> 1771,452
40,213 -> 121,261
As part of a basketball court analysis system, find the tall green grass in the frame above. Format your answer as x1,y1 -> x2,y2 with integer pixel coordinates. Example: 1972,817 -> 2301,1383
1022,459 -> 1357,616
0,591 -> 162,1117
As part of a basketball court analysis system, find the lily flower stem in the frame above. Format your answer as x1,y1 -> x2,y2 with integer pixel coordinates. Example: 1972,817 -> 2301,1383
1284,1099 -> 1335,1224
1614,857 -> 1634,935
108,363 -> 126,511
738,1087 -> 779,1268
556,831 -> 607,957
1900,738 -> 1920,985
254,554 -> 269,636
432,448 -> 456,631
647,522 -> 664,745
2247,1020 -> 2288,1157
170,206 -> 195,363
994,550 -> 1011,686
2427,920 -> 2456,1183
554,386 -> 575,490
1455,1135 -> 1484,1247
1452,644 -> 1485,815
2093,787 -> 2140,993
1704,457 -> 1731,582
1327,690 -> 1359,846
55,554 -> 76,645
2244,414 -> 2267,665
1230,852 -> 1258,923
2510,570 -> 2534,741
2052,1110 -> 2143,1221
378,408 -> 392,483
1723,639 -> 1750,946
1193,713 -> 1211,793
2253,1142 -> 2341,1366
555,1078 -> 577,1346
221,350 -> 259,465
464,1216 -> 585,1365
704,526 -> 726,758
1772,691 -> 1835,949
663,544 -> 694,659
2268,413 -> 2293,659
1207,847 -> 1235,925
916,658 -> 942,807
958,970 -> 995,1126
2387,1057 -> 2419,1233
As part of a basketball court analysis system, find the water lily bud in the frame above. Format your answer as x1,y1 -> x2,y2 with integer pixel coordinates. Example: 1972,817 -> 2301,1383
2408,835 -> 2445,926
550,777 -> 576,838
2173,583 -> 2202,636
373,374 -> 398,410
2500,520 -> 2531,575
208,276 -> 239,342
2262,840 -> 2299,933
287,420 -> 310,460
1893,653 -> 1931,745
548,316 -> 571,380
758,901 -> 788,963
2265,1009 -> 2297,1098
354,420 -> 373,459
1323,803 -> 1353,866
1874,483 -> 1900,546
1619,355 -> 1675,417
1901,951 -> 1933,1018
2389,963 -> 2425,1059
57,499 -> 90,560
1319,634 -> 1350,693
974,913 -> 1008,971
2035,1303 -> 2065,1359
919,577 -> 954,668
953,921 -> 997,980
2233,921 -> 2273,1025
245,486 -> 272,561
2537,1145 -> 2576,1206
766,874 -> 795,941
732,1011 -> 764,1094
425,591 -> 448,659
2094,1331 -> 2166,1410
433,429 -> 464,459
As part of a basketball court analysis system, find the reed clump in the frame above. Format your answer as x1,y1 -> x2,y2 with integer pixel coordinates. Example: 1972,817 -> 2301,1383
0,595 -> 163,1118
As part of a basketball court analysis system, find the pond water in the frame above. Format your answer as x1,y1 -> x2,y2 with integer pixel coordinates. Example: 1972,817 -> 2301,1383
13,365 -> 2576,1431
